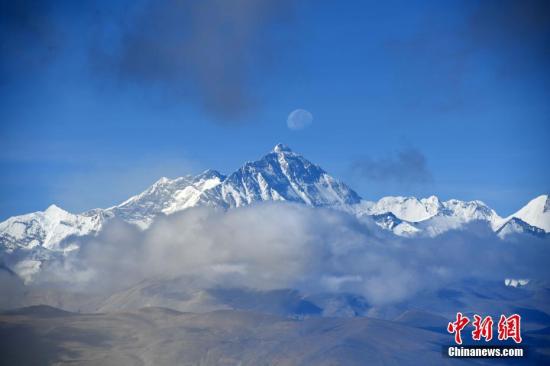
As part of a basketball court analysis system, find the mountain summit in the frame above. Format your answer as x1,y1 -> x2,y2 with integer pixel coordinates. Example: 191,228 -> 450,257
220,144 -> 361,208
273,143 -> 292,153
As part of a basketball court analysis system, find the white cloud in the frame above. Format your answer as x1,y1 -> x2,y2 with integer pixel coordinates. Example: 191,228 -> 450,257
31,203 -> 550,306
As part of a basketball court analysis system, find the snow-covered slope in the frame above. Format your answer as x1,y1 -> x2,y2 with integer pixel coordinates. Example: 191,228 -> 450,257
496,217 -> 546,238
505,195 -> 550,232
416,199 -> 503,237
368,212 -> 420,237
220,144 -> 361,208
356,196 -> 442,222
105,170 -> 226,228
0,205 -> 105,253
441,199 -> 501,226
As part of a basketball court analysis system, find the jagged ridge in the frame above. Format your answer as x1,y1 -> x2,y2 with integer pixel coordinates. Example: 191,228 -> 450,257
1,145 -> 548,258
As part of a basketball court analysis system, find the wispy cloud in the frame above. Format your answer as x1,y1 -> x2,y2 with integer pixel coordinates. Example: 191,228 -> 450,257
382,0 -> 550,114
92,0 -> 298,122
352,148 -> 433,185
0,0 -> 300,122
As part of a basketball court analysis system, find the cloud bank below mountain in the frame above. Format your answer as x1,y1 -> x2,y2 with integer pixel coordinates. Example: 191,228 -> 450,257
31,203 -> 550,306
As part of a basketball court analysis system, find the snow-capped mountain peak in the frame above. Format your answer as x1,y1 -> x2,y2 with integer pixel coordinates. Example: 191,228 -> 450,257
365,196 -> 442,222
0,205 -> 103,253
220,145 -> 361,207
440,199 -> 500,225
44,204 -> 66,216
505,194 -> 550,232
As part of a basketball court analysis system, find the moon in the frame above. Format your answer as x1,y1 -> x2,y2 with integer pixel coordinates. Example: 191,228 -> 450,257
287,109 -> 313,130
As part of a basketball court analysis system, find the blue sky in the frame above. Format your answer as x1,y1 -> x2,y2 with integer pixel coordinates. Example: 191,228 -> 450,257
1,0 -> 549,220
